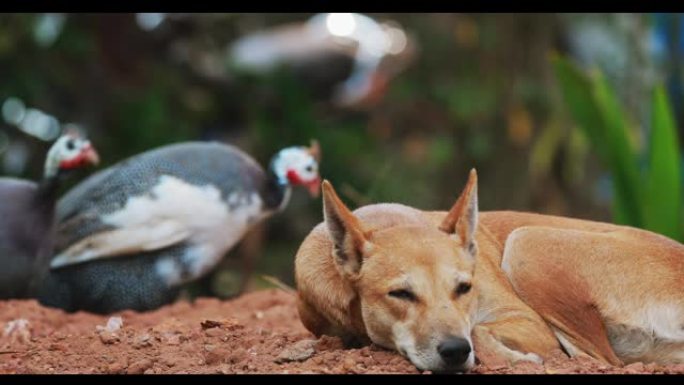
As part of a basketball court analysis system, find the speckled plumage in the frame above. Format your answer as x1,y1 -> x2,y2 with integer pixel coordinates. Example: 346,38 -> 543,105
54,142 -> 272,251
38,244 -> 187,314
38,141 -> 288,314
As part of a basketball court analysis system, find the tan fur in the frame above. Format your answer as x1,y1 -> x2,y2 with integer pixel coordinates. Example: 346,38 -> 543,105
499,224 -> 684,365
296,173 -> 559,371
295,171 -> 684,371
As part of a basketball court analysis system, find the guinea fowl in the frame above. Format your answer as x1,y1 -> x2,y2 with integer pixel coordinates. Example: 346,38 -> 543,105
38,140 -> 321,314
0,132 -> 100,299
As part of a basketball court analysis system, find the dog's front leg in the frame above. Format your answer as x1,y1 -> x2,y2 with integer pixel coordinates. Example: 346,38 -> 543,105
472,321 -> 553,367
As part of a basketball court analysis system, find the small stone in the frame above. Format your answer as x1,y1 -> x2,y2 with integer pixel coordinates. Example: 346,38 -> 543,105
127,359 -> 153,374
98,331 -> 119,345
107,362 -> 126,374
204,328 -> 224,338
152,319 -> 185,345
143,368 -> 155,375
228,348 -> 248,364
200,318 -> 241,330
217,364 -> 232,374
274,339 -> 316,363
205,346 -> 230,365
2,319 -> 32,345
343,357 -> 356,371
96,316 -> 123,333
164,334 -> 182,345
132,333 -> 153,349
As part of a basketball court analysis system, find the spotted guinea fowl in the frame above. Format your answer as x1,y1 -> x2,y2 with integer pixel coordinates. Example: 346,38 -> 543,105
0,132 -> 99,299
37,140 -> 321,314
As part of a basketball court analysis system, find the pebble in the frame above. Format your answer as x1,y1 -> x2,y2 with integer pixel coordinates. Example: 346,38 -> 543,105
205,347 -> 229,365
127,358 -> 153,374
343,357 -> 356,371
98,331 -> 120,345
204,328 -> 224,338
96,317 -> 123,333
107,362 -> 126,374
229,347 -> 248,364
274,339 -> 316,363
132,333 -> 153,349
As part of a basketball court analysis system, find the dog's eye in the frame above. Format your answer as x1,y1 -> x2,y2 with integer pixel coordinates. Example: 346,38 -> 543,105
455,282 -> 472,296
388,289 -> 417,302
66,139 -> 75,151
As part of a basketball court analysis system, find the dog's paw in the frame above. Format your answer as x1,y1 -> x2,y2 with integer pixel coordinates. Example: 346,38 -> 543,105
515,352 -> 543,364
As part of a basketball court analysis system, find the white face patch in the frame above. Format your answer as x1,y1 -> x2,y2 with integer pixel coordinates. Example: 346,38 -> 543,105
44,135 -> 93,178
272,147 -> 319,185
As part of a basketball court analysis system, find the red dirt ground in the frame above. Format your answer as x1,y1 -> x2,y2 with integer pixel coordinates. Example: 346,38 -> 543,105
1,289 -> 683,374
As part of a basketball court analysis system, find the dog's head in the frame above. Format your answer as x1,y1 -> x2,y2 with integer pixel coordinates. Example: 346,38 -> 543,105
321,170 -> 480,372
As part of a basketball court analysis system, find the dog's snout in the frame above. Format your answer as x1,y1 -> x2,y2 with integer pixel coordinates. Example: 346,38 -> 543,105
437,336 -> 471,366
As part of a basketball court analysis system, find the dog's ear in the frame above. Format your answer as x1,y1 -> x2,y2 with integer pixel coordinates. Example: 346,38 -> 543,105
322,180 -> 373,280
440,169 -> 479,257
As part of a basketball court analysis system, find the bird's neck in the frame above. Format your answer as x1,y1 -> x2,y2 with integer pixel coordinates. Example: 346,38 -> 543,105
34,172 -> 64,212
262,169 -> 292,213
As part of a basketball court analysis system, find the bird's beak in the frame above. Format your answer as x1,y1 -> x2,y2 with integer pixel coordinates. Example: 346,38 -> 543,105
82,144 -> 100,166
306,177 -> 321,197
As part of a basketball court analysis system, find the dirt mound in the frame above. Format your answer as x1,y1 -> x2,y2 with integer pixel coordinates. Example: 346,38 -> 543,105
1,289 -> 682,374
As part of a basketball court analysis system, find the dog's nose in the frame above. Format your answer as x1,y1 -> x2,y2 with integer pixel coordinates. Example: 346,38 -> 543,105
437,336 -> 471,366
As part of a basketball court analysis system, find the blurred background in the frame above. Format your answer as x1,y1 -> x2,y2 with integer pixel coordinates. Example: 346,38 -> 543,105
1,13 -> 683,298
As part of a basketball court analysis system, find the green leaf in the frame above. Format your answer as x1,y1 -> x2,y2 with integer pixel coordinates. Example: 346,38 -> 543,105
551,55 -> 610,164
643,85 -> 682,241
592,72 -> 642,227
552,55 -> 642,226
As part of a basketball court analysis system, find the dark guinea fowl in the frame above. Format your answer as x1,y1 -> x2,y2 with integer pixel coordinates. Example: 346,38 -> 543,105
38,140 -> 321,314
0,132 -> 100,299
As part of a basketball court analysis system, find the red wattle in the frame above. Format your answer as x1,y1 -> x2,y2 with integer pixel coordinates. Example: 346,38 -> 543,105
286,169 -> 303,184
59,154 -> 89,170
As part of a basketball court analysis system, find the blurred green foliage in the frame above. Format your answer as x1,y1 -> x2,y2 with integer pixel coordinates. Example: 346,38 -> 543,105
554,56 -> 683,241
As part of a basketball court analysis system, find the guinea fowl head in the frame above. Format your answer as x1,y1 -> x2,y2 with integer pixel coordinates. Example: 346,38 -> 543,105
44,131 -> 100,179
270,140 -> 322,197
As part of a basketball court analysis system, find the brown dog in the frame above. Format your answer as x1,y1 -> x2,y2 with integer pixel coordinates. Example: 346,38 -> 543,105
295,170 -> 560,371
295,170 -> 684,371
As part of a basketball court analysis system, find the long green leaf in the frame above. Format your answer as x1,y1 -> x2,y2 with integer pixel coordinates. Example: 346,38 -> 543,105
644,85 -> 682,240
592,72 -> 643,227
552,55 -> 642,226
551,55 -> 610,165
